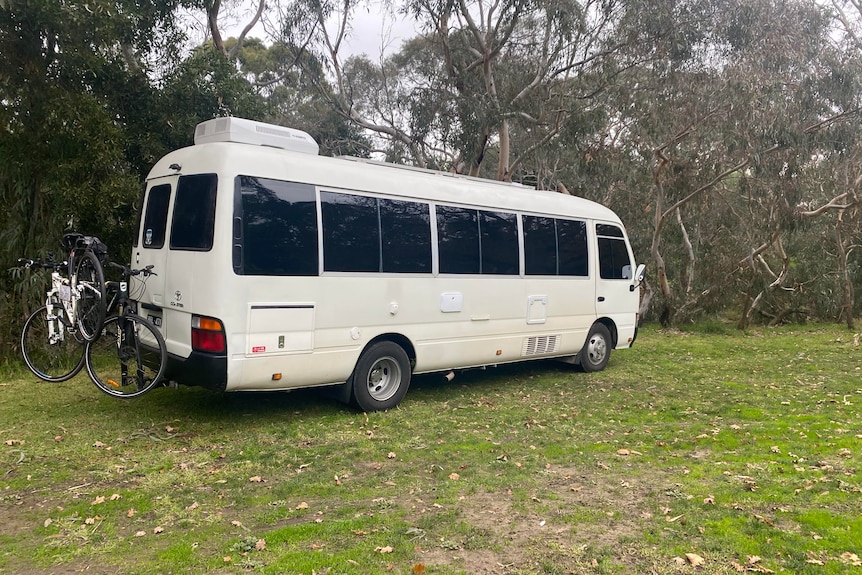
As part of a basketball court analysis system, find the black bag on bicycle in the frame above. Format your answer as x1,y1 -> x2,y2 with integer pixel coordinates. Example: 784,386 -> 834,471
63,233 -> 109,265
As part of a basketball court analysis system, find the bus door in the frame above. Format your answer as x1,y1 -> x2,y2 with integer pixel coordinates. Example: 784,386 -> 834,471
594,223 -> 640,344
133,177 -> 175,331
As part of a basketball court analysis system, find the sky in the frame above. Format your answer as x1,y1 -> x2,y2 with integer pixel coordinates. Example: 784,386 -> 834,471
210,1 -> 419,58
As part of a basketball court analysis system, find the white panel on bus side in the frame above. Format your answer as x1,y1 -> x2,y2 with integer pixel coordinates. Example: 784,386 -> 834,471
440,292 -> 463,313
246,304 -> 315,356
526,295 -> 548,325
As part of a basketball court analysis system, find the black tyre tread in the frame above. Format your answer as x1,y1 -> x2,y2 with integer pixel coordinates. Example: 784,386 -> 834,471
21,305 -> 86,382
578,323 -> 612,373
74,251 -> 106,342
350,341 -> 411,412
85,314 -> 167,398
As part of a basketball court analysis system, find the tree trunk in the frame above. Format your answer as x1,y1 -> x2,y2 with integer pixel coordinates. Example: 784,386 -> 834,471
834,213 -> 855,329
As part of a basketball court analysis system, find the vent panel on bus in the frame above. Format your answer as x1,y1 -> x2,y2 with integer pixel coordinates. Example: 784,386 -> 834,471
521,335 -> 560,356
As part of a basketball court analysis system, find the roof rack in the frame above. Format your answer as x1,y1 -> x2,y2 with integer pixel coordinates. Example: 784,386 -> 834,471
336,156 -> 534,190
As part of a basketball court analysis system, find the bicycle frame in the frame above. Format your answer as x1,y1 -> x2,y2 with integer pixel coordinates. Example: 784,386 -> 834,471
43,267 -> 80,346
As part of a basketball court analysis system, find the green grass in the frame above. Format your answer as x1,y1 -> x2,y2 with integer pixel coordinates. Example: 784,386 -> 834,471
1,323 -> 861,574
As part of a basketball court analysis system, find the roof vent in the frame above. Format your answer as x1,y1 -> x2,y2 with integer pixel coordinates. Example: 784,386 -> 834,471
194,117 -> 319,155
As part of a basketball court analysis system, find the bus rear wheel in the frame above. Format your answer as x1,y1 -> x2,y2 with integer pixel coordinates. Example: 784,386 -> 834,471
578,323 -> 612,372
350,341 -> 411,412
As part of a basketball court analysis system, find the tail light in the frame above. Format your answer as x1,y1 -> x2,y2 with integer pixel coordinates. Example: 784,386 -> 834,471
192,315 -> 226,353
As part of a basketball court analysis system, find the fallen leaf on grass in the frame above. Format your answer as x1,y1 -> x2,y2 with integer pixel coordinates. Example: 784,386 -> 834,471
387,452 -> 397,459
135,531 -> 146,537
249,476 -> 265,483
127,508 -> 136,518
448,473 -> 460,481
296,502 -> 309,510
93,441 -> 108,448
91,496 -> 106,505
375,546 -> 394,554
413,564 -> 426,575
110,493 -> 122,501
840,552 -> 862,566
5,439 -> 24,446
685,553 -> 705,567
255,539 -> 266,551
43,518 -> 53,527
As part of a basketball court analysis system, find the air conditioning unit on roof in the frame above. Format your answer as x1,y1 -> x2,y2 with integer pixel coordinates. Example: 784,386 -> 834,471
194,117 -> 319,155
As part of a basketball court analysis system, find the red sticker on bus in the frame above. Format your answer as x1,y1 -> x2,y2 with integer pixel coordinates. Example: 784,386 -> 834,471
252,346 -> 266,353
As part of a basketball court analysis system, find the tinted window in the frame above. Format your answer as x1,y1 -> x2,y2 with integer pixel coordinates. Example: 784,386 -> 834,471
141,184 -> 171,249
479,210 -> 518,275
557,219 -> 588,276
437,206 -> 480,274
236,177 -> 318,276
321,191 -> 380,272
597,224 -> 631,279
523,216 -> 587,276
523,216 -> 557,275
380,198 -> 431,273
170,174 -> 217,251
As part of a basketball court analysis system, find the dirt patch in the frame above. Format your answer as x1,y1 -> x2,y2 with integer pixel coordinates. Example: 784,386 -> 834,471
415,463 -> 660,574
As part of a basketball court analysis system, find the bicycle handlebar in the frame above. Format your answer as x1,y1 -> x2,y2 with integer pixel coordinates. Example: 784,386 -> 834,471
107,261 -> 157,278
17,258 -> 66,270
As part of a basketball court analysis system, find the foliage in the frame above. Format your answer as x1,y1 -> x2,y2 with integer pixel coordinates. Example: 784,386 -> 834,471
0,0 -> 264,354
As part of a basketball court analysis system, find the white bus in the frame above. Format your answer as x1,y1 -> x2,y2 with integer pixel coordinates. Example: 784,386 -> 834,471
132,117 -> 645,411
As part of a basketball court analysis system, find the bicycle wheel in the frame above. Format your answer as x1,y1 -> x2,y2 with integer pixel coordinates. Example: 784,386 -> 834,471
73,250 -> 106,342
21,305 -> 86,382
85,314 -> 167,398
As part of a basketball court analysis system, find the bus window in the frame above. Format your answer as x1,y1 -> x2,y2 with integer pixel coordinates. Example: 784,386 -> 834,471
437,206 -> 480,274
479,210 -> 518,275
558,219 -> 588,276
380,198 -> 431,273
170,174 -> 218,251
524,216 -> 556,275
321,191 -> 380,272
596,223 -> 631,279
142,184 -> 171,249
236,177 -> 318,276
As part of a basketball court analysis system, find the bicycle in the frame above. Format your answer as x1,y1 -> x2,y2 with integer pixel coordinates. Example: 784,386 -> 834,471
62,233 -> 108,342
18,257 -> 87,382
84,262 -> 167,398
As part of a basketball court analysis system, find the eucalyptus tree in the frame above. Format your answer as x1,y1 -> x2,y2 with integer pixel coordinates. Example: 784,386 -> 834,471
602,0 -> 862,327
0,0 -> 263,352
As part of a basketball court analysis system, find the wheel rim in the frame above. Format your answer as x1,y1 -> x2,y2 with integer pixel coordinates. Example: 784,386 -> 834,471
366,356 -> 402,401
587,333 -> 607,366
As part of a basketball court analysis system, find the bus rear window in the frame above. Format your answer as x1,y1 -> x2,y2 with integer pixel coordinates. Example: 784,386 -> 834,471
141,184 -> 171,249
171,174 -> 217,251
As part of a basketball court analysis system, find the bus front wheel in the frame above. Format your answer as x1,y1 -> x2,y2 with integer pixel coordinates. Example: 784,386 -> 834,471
578,323 -> 612,372
350,341 -> 412,412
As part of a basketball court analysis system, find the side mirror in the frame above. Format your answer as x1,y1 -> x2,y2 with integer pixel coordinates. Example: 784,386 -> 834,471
630,263 -> 646,292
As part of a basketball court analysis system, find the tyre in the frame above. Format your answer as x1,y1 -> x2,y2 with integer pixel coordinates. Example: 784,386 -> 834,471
85,314 -> 166,398
73,251 -> 106,342
21,304 -> 86,382
578,323 -> 612,372
350,341 -> 411,412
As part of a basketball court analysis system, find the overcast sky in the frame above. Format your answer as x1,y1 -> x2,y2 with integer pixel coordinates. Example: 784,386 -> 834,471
212,2 -> 418,58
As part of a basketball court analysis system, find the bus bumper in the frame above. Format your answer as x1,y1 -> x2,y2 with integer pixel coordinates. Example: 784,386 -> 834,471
164,351 -> 228,392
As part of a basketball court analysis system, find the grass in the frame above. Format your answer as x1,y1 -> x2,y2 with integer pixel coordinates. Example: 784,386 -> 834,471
1,323 -> 861,574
